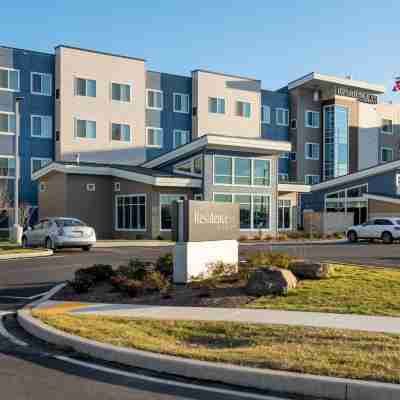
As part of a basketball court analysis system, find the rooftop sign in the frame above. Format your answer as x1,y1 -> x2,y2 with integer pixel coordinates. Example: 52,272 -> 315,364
335,86 -> 378,104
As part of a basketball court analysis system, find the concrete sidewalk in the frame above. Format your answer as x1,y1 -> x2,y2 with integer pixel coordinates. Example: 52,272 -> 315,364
51,301 -> 400,334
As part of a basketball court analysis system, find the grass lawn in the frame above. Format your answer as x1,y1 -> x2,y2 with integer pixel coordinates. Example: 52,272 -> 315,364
0,246 -> 45,254
33,309 -> 400,384
247,265 -> 400,317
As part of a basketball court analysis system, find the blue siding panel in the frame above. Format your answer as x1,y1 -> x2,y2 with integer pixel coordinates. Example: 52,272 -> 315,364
0,46 -> 55,206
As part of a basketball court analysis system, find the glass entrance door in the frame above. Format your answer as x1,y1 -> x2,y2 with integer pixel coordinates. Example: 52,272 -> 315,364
278,199 -> 291,230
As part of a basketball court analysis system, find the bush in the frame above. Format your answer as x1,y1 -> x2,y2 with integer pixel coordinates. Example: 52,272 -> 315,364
277,233 -> 289,241
246,251 -> 294,270
262,234 -> 273,241
78,264 -> 114,282
110,275 -> 128,290
69,274 -> 94,293
156,235 -> 164,240
119,279 -> 144,297
117,258 -> 148,280
143,271 -> 170,293
238,235 -> 250,242
155,253 -> 173,278
135,234 -> 144,240
206,261 -> 238,278
333,232 -> 344,239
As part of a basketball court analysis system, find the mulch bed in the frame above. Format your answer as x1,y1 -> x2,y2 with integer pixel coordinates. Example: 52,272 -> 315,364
53,280 -> 256,308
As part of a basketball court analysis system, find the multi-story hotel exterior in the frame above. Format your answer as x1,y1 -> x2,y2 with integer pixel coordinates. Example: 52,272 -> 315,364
1,44 -> 400,236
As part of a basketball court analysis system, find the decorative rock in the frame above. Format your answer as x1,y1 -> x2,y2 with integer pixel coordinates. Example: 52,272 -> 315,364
288,261 -> 331,280
245,267 -> 297,296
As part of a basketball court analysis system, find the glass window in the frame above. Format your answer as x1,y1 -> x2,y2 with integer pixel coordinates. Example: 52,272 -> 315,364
381,147 -> 393,163
214,193 -> 233,203
291,119 -> 297,129
31,158 -> 51,177
276,108 -> 289,126
116,195 -> 146,230
278,199 -> 291,229
236,101 -> 251,118
234,194 -> 251,229
0,112 -> 16,134
146,127 -> 163,147
173,93 -> 190,113
234,158 -> 251,185
382,119 -> 393,134
75,78 -> 96,97
305,142 -> 320,160
75,119 -> 96,139
31,72 -> 52,96
31,115 -> 52,138
208,97 -> 225,114
289,152 -> 297,161
111,123 -> 131,142
0,68 -> 19,91
214,157 -> 232,184
0,157 -> 15,177
193,157 -> 202,175
175,161 -> 192,173
261,105 -> 270,124
253,195 -> 270,229
173,130 -> 190,148
278,173 -> 289,183
112,83 -> 131,102
147,89 -> 163,110
347,185 -> 367,198
160,194 -> 186,230
253,159 -> 270,186
305,110 -> 320,128
305,175 -> 320,185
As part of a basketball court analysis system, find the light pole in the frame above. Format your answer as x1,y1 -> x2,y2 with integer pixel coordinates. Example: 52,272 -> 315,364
12,96 -> 23,244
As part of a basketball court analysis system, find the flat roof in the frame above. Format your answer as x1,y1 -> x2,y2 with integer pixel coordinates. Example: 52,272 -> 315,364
55,45 -> 146,62
192,69 -> 261,82
287,72 -> 385,94
0,44 -> 53,57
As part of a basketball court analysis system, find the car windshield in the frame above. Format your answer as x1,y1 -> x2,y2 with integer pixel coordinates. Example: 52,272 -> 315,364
55,219 -> 86,227
396,220 -> 400,225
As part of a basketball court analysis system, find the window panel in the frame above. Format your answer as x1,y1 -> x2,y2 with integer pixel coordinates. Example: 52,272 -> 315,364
236,101 -> 251,118
276,108 -> 289,126
112,83 -> 131,102
382,119 -> 393,134
208,97 -> 225,114
31,115 -> 52,138
173,130 -> 190,148
173,93 -> 189,113
234,158 -> 251,185
147,90 -> 163,109
0,157 -> 15,177
146,127 -> 163,147
305,111 -> 320,128
75,119 -> 96,139
31,158 -> 51,176
0,113 -> 16,134
253,195 -> 270,229
116,195 -> 146,230
112,123 -> 131,142
75,78 -> 96,97
31,73 -> 52,95
214,157 -> 232,184
160,194 -> 185,230
261,105 -> 270,123
214,193 -> 233,203
253,159 -> 270,186
0,68 -> 19,91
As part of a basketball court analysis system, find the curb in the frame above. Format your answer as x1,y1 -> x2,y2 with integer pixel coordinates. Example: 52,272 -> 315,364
17,300 -> 400,400
0,249 -> 53,261
94,241 -> 174,248
240,239 -> 347,246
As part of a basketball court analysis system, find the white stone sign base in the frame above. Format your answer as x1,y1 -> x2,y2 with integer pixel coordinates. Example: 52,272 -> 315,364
173,240 -> 239,283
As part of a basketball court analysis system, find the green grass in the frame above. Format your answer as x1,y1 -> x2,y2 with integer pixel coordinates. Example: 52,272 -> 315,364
33,311 -> 400,384
248,265 -> 400,316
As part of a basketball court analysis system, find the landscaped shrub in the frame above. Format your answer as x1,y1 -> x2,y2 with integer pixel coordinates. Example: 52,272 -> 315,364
277,233 -> 289,241
246,251 -> 295,270
110,275 -> 128,290
116,258 -> 148,280
156,235 -> 164,240
135,234 -> 144,240
155,253 -> 173,278
262,234 -> 273,241
80,264 -> 114,282
119,279 -> 144,297
206,261 -> 238,278
69,274 -> 94,293
143,271 -> 170,293
333,232 -> 344,239
238,235 -> 250,242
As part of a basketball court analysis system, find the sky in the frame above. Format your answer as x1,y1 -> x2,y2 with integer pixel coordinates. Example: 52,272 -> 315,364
2,0 -> 399,103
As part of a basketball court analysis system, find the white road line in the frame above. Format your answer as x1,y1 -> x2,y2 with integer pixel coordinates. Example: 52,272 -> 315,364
0,289 -> 54,300
54,355 -> 286,400
0,313 -> 28,347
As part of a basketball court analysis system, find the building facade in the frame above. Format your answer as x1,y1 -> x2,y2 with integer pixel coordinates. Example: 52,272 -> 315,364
1,43 -> 400,234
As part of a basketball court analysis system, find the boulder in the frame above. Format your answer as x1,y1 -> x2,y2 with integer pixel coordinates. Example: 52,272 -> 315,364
288,261 -> 331,280
245,267 -> 297,296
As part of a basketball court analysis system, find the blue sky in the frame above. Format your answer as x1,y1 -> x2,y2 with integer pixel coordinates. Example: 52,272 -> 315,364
2,1 -> 399,102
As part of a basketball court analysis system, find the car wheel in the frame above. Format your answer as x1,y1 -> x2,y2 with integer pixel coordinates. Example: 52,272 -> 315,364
347,230 -> 358,243
22,236 -> 28,248
82,246 -> 91,252
45,237 -> 54,250
382,231 -> 393,244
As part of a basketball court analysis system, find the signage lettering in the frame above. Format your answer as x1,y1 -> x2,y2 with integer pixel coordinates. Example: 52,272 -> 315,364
194,211 -> 232,225
335,86 -> 378,104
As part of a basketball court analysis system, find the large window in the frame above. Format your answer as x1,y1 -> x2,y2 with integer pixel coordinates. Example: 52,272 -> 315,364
275,108 -> 289,126
305,175 -> 320,185
0,156 -> 15,177
381,119 -> 393,134
173,129 -> 190,148
234,158 -> 251,185
147,89 -> 163,110
261,105 -> 271,124
236,101 -> 251,118
146,127 -> 163,148
75,78 -> 96,97
116,195 -> 146,231
31,158 -> 52,178
31,115 -> 52,138
174,156 -> 202,176
0,68 -> 19,92
305,110 -> 320,128
112,83 -> 131,102
214,193 -> 270,230
305,142 -> 320,160
31,72 -> 52,96
208,97 -> 225,114
160,194 -> 186,230
381,147 -> 394,163
111,123 -> 131,142
278,199 -> 291,230
74,119 -> 96,139
0,112 -> 16,135
214,156 -> 270,187
323,105 -> 349,180
173,93 -> 190,114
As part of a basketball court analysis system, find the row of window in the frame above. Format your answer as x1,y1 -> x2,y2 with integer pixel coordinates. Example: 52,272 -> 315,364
0,67 -> 52,96
0,112 -> 52,138
214,156 -> 271,187
73,118 -> 190,148
0,156 -> 52,179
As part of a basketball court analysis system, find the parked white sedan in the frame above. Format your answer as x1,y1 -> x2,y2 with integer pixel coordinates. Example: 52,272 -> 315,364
22,217 -> 96,251
346,218 -> 400,244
